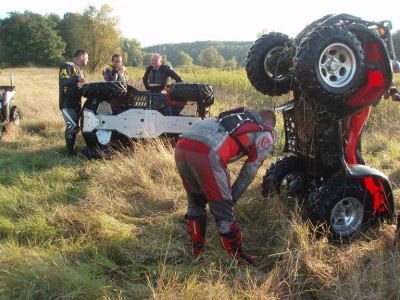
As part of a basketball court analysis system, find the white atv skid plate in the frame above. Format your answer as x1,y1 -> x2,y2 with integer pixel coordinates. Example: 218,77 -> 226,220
82,107 -> 202,145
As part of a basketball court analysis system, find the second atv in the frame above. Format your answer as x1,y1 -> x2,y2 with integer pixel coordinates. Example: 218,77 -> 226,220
0,74 -> 22,137
80,81 -> 214,157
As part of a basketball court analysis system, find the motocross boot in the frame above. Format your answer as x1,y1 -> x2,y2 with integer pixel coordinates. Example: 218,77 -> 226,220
186,214 -> 207,256
65,132 -> 77,157
220,222 -> 259,265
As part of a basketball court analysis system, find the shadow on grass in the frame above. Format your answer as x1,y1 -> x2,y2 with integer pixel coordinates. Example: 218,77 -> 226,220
0,140 -> 86,198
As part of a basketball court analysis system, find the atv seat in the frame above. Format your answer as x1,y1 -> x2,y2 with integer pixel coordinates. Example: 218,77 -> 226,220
0,86 -> 16,93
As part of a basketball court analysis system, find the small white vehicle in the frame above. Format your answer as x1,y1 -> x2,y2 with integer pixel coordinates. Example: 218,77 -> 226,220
80,82 -> 214,156
0,74 -> 21,137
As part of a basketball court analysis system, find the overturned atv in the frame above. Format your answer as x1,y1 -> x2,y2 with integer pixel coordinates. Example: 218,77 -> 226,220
80,81 -> 214,158
246,14 -> 400,241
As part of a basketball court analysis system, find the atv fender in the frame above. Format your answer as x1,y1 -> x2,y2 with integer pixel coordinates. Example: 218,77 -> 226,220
346,164 -> 395,220
346,164 -> 389,180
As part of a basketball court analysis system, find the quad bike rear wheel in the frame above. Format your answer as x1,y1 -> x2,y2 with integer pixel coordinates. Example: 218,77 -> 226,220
294,25 -> 367,105
169,83 -> 214,105
245,33 -> 294,96
262,156 -> 308,198
306,178 -> 373,241
81,81 -> 128,100
169,83 -> 214,118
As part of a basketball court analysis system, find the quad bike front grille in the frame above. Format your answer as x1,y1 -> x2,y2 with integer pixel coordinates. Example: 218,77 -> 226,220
132,94 -> 149,107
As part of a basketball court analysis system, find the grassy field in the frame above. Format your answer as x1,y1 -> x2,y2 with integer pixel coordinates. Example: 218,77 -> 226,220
0,67 -> 400,299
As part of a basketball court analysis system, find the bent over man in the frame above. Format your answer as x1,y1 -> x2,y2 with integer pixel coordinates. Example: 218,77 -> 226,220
175,108 -> 276,265
59,49 -> 88,156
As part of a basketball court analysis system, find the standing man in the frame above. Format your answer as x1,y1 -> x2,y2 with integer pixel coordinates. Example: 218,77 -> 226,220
102,54 -> 129,83
175,108 -> 276,265
59,49 -> 88,156
143,53 -> 183,92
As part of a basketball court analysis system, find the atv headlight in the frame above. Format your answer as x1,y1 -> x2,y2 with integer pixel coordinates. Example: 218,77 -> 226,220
378,27 -> 386,37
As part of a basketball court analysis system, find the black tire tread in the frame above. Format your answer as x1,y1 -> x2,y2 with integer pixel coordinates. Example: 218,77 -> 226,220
10,105 -> 22,122
294,25 -> 367,104
262,155 -> 306,197
306,178 -> 373,240
81,81 -> 128,99
245,32 -> 294,96
169,83 -> 214,105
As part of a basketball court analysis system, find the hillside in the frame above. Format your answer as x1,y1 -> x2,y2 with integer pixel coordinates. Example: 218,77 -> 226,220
142,41 -> 254,67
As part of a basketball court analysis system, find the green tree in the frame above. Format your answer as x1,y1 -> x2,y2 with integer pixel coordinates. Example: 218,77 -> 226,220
197,47 -> 225,68
0,11 -> 65,66
56,12 -> 84,59
142,53 -> 152,66
46,13 -> 61,26
78,4 -> 121,72
224,56 -> 238,69
175,51 -> 193,66
121,38 -> 143,66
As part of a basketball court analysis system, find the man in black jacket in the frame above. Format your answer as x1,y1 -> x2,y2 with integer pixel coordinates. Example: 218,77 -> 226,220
143,53 -> 183,92
59,49 -> 88,156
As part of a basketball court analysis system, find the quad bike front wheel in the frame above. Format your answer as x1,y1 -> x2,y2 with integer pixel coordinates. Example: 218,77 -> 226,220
245,32 -> 294,96
306,178 -> 373,241
294,25 -> 367,105
10,105 -> 22,126
262,156 -> 308,198
2,105 -> 22,133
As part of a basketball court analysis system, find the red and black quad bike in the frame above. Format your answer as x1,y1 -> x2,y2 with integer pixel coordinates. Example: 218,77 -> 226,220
80,81 -> 214,158
0,74 -> 22,137
245,13 -> 400,241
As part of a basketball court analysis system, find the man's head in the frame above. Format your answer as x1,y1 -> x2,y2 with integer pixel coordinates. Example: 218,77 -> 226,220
258,109 -> 276,127
151,53 -> 162,69
111,54 -> 123,70
74,49 -> 88,67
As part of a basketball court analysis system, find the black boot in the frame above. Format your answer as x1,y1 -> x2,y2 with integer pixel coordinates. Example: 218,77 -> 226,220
65,132 -> 77,156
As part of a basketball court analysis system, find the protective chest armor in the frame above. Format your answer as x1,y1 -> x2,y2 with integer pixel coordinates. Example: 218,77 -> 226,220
218,107 -> 273,155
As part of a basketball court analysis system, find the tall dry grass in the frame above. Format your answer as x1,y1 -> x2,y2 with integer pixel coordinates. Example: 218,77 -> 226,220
0,67 -> 399,299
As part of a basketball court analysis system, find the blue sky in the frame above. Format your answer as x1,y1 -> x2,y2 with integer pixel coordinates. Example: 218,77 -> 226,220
1,0 -> 399,47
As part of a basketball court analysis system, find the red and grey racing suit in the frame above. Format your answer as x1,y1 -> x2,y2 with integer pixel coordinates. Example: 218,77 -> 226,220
175,117 -> 275,260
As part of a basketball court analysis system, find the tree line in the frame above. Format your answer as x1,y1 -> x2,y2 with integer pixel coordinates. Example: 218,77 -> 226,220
0,4 -> 399,72
0,4 -> 254,71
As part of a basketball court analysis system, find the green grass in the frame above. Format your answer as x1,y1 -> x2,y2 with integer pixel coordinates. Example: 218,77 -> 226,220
0,68 -> 399,299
